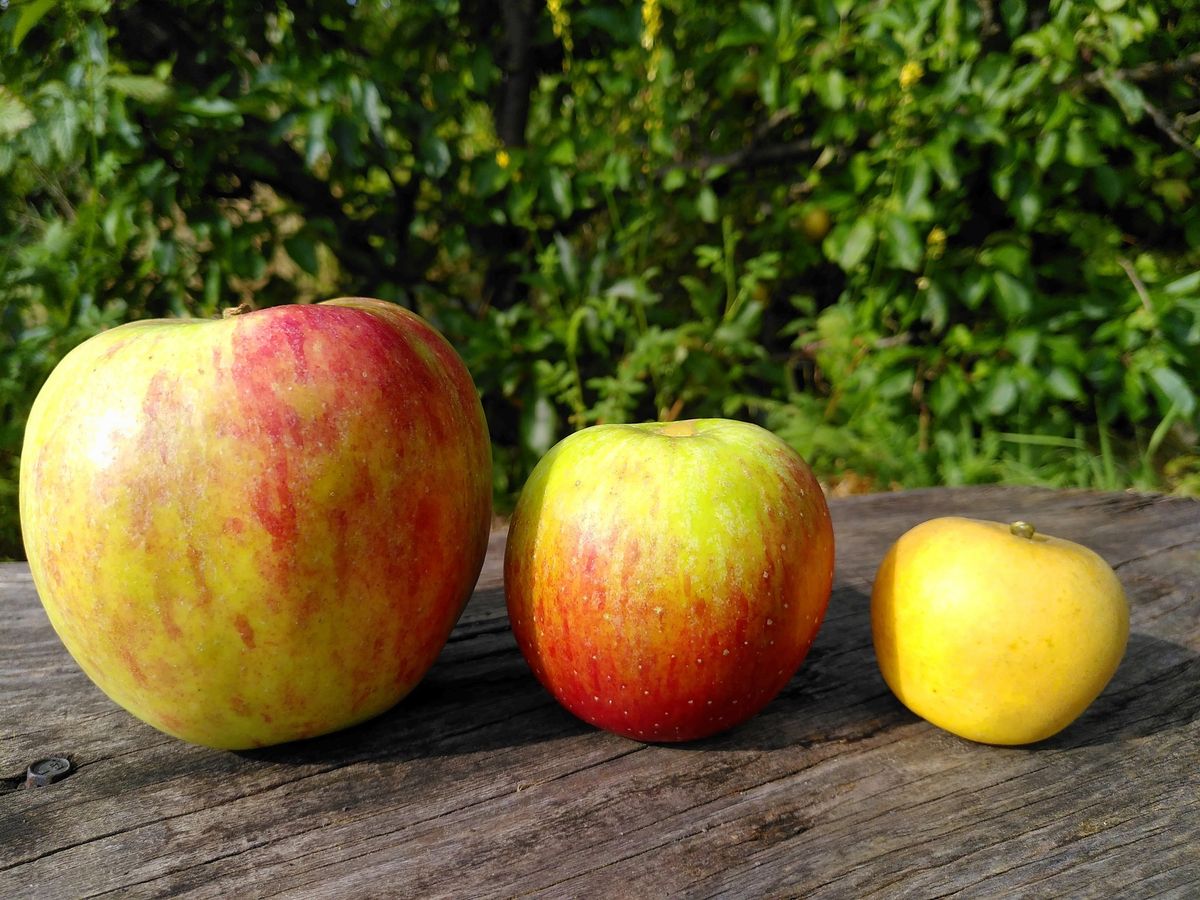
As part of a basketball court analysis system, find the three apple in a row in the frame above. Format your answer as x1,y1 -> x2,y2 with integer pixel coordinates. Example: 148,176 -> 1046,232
20,301 -> 1128,750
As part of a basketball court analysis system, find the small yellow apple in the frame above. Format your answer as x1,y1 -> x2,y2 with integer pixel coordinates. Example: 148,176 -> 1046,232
799,207 -> 832,243
871,516 -> 1129,745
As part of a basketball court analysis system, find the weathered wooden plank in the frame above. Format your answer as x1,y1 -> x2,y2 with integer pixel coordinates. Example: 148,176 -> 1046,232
0,487 -> 1196,898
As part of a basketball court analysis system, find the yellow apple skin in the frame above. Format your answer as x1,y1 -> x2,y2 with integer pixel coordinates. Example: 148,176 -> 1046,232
20,299 -> 492,749
871,516 -> 1129,745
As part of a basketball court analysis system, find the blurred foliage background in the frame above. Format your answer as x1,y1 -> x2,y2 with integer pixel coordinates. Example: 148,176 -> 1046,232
2,0 -> 1200,558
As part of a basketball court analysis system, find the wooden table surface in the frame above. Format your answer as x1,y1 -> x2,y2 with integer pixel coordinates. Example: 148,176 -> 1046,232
2,486 -> 1197,898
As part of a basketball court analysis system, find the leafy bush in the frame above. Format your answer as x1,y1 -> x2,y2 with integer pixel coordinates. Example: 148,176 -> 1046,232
2,0 -> 1199,558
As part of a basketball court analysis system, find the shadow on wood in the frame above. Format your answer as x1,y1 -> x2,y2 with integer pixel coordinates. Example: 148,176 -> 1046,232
1040,632 -> 1199,751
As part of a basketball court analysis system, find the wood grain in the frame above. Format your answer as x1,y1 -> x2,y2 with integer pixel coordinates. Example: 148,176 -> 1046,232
1,487 -> 1197,898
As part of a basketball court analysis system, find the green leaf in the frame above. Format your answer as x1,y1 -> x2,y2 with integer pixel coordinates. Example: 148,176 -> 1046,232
1164,271 -> 1200,297
546,138 -> 576,167
697,186 -> 719,224
284,235 -> 320,276
0,88 -> 34,139
203,263 -> 222,310
922,282 -> 948,333
471,156 -> 508,198
885,214 -> 922,271
360,81 -> 385,137
986,373 -> 1019,415
662,168 -> 686,192
716,23 -> 768,48
760,65 -> 780,110
999,0 -> 1027,32
929,372 -> 963,417
901,159 -> 933,218
814,70 -> 847,110
179,97 -> 240,118
1065,126 -> 1103,167
1035,132 -> 1060,169
1099,73 -> 1145,123
1155,179 -> 1191,210
1005,330 -> 1039,365
877,369 -> 914,400
1005,172 -> 1041,228
108,75 -> 173,105
833,218 -> 875,271
992,272 -> 1032,321
742,3 -> 776,36
925,139 -> 960,189
981,243 -> 1028,277
1014,187 -> 1041,227
566,305 -> 591,359
520,392 -> 558,458
554,232 -> 578,291
418,132 -> 450,177
888,214 -> 921,271
547,168 -> 573,217
1046,367 -> 1084,401
12,0 -> 55,50
1148,366 -> 1196,417
1094,166 -> 1121,207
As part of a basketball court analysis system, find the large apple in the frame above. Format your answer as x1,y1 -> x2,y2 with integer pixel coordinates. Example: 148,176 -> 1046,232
504,419 -> 835,742
20,299 -> 492,749
871,517 -> 1129,745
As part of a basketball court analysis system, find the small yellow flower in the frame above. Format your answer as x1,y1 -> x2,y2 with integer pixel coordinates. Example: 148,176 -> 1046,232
547,0 -> 564,35
497,149 -> 511,169
642,0 -> 662,52
927,226 -> 947,260
900,61 -> 924,91
547,0 -> 573,55
916,276 -> 931,291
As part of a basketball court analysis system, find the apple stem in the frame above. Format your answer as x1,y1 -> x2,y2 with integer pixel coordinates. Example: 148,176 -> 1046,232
1010,521 -> 1036,539
222,304 -> 253,319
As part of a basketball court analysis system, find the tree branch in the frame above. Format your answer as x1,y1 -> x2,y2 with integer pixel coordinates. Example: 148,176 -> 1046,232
1117,256 -> 1154,314
1076,52 -> 1200,88
1076,57 -> 1200,163
497,0 -> 536,146
1141,95 -> 1200,163
658,137 -> 819,179
978,0 -> 999,39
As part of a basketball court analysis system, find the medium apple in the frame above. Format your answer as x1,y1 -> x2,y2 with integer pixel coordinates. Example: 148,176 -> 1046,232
504,419 -> 835,742
871,517 -> 1130,745
20,298 -> 492,749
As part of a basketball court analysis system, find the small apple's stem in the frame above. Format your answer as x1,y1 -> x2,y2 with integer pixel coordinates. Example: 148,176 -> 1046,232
222,304 -> 252,319
1010,521 -> 1036,539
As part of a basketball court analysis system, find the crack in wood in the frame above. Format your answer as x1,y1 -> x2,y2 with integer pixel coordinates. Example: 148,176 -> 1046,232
0,697 -> 570,877
1113,537 -> 1200,571
255,743 -> 650,900
445,619 -> 511,643
923,817 -> 1182,899
516,730 -> 907,896
82,738 -> 624,900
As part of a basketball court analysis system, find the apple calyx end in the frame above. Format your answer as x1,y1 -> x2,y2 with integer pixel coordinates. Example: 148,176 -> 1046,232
1009,521 -> 1036,540
658,420 -> 697,438
222,303 -> 253,319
